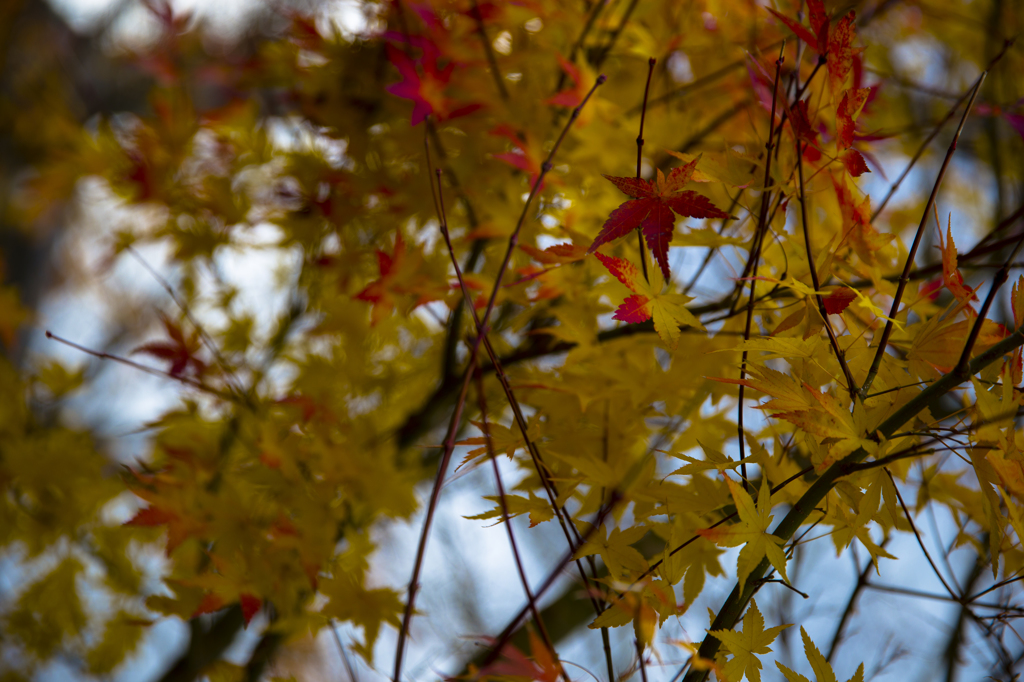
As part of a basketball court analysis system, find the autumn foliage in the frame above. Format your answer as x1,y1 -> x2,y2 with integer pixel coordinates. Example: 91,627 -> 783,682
2,0 -> 1024,681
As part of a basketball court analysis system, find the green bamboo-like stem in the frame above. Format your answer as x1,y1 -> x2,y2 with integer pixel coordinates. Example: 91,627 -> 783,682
682,322 -> 1024,682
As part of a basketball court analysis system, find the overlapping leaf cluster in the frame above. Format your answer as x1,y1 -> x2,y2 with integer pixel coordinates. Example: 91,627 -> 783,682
2,0 -> 1024,680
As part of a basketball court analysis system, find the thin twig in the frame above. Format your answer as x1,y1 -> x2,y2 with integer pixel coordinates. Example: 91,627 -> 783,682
870,85 -> 975,221
330,622 -> 360,682
682,324 -> 1024,682
469,0 -> 508,100
886,468 -> 959,599
617,466 -> 814,598
397,80 -> 609,674
636,57 -> 657,282
955,214 -> 1024,373
638,40 -> 785,114
826,540 -> 889,662
44,331 -> 230,399
859,70 -> 987,399
795,137 -> 858,398
865,582 -> 1024,612
475,493 -> 622,671
473,370 -> 567,682
970,573 -> 1024,602
592,0 -> 640,68
557,0 -> 608,93
761,579 -> 809,599
125,246 -> 243,396
738,43 -> 786,491
427,115 -> 615,676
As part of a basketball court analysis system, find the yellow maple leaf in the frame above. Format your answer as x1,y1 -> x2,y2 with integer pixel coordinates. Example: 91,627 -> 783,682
709,599 -> 791,682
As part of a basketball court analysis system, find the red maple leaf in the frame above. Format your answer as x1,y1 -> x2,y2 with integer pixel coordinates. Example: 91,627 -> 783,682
491,124 -> 544,189
588,157 -> 732,279
547,53 -> 586,108
132,314 -> 206,379
239,593 -> 262,627
385,44 -> 482,126
836,87 -> 871,150
767,0 -> 862,94
822,287 -> 857,315
840,149 -> 870,177
354,232 -> 448,325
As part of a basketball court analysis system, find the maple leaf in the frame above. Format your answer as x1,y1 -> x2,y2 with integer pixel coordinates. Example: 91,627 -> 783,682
896,315 -> 1007,380
767,0 -> 861,95
385,44 -> 481,126
519,241 -> 589,265
776,627 -> 864,682
709,599 -> 791,682
573,524 -> 649,580
478,629 -> 562,682
465,492 -> 554,527
825,12 -> 858,94
698,478 -> 789,588
774,626 -> 864,679
588,157 -> 732,279
320,574 -> 404,660
490,124 -> 548,189
547,53 -> 588,108
840,149 -> 870,177
712,366 -> 875,460
454,416 -> 541,471
836,88 -> 871,150
1013,275 -> 1024,329
936,216 -> 979,310
822,287 -> 857,315
668,441 -> 756,477
132,314 -> 206,379
594,252 -> 704,349
831,173 -> 891,265
354,232 -> 447,325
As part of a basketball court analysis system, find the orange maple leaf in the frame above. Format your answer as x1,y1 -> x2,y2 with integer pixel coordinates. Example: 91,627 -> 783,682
354,232 -> 447,325
831,174 -> 891,265
936,216 -> 979,311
